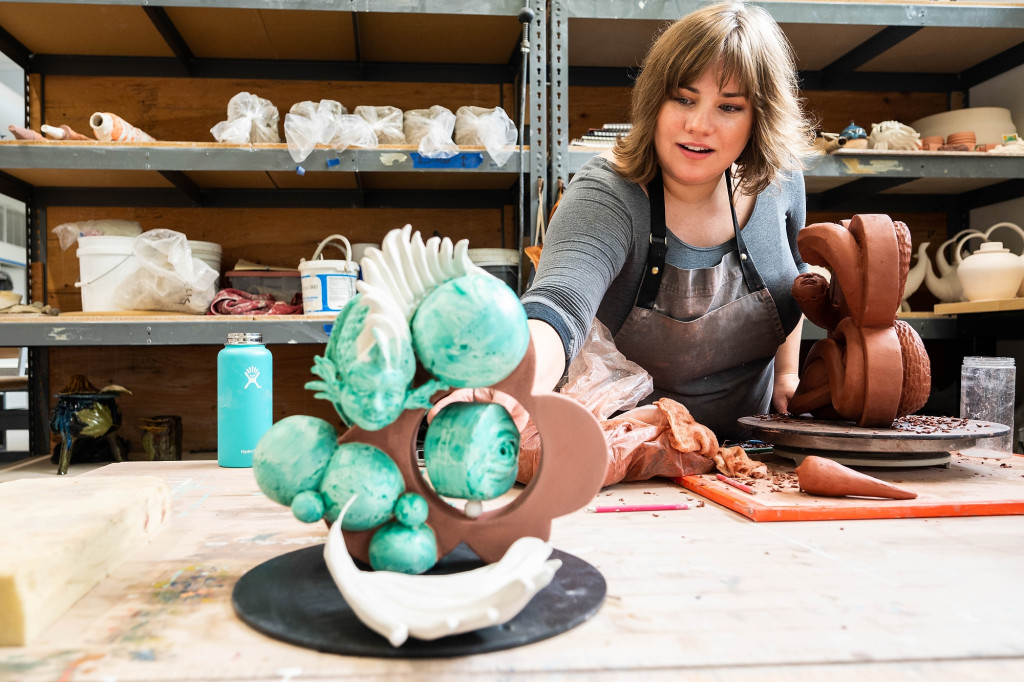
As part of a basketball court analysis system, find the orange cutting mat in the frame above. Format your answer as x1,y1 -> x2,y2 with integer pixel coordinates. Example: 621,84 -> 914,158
675,453 -> 1024,522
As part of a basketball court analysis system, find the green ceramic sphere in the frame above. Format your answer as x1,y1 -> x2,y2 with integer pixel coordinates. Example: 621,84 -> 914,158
253,415 -> 338,507
319,442 -> 404,530
411,273 -> 529,388
423,402 -> 519,501
368,521 -> 438,574
393,492 -> 429,527
291,490 -> 326,523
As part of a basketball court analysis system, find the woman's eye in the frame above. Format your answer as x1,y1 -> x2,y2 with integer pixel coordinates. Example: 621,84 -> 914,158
720,104 -> 743,113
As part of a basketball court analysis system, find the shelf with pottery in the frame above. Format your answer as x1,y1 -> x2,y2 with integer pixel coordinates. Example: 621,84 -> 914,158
0,313 -> 335,347
550,0 -> 1024,195
0,142 -> 525,175
913,221 -> 1024,315
565,146 -> 1024,188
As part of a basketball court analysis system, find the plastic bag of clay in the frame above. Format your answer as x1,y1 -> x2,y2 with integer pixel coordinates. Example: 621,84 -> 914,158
403,105 -> 458,159
211,92 -> 281,144
330,114 -> 378,150
52,219 -> 142,250
454,106 -> 518,165
284,99 -> 347,163
562,318 -> 653,419
116,229 -> 219,314
355,105 -> 405,144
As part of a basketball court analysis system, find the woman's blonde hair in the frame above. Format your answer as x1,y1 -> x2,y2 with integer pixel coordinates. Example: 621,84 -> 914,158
614,1 -> 813,195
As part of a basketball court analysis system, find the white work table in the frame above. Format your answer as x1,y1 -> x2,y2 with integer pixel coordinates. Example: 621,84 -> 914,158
2,459 -> 1023,681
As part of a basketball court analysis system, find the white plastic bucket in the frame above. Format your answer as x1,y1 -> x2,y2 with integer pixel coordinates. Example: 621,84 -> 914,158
76,235 -> 222,312
468,248 -> 519,292
299,234 -> 360,316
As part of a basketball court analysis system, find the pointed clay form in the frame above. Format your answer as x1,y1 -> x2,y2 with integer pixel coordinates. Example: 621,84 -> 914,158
795,456 -> 917,500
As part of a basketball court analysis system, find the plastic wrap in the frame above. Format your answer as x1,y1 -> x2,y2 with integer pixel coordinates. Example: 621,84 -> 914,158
116,229 -> 219,314
52,219 -> 142,251
211,92 -> 281,144
403,105 -> 458,159
355,105 -> 405,144
454,105 -> 518,165
330,114 -> 378,150
284,100 -> 347,162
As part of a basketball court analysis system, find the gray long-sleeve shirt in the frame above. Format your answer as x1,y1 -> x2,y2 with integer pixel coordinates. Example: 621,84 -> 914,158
523,155 -> 808,367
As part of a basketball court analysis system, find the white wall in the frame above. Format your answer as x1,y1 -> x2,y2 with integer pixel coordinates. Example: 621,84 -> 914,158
969,62 -> 1024,232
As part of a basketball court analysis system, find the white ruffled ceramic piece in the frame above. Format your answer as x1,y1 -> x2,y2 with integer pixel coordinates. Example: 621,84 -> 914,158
868,120 -> 920,151
353,224 -> 481,362
323,499 -> 562,647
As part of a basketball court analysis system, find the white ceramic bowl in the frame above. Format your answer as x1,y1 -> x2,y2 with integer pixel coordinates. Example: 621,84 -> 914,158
909,107 -> 1017,146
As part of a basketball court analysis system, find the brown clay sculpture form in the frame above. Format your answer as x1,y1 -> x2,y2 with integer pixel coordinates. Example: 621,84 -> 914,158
788,214 -> 931,426
795,455 -> 917,500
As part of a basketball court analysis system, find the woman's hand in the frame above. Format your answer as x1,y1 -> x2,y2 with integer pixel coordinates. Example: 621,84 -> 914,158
772,371 -> 801,414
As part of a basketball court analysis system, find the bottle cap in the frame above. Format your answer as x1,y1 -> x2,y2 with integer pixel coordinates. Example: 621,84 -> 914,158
226,332 -> 264,345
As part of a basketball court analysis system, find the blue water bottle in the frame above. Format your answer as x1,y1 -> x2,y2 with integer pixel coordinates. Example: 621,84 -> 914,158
218,332 -> 273,468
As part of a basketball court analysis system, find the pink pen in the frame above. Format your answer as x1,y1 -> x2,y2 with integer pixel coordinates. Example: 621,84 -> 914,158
717,473 -> 756,495
587,503 -> 689,513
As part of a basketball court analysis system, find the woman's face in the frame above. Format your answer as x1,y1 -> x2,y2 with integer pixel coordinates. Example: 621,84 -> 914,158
654,69 -> 754,191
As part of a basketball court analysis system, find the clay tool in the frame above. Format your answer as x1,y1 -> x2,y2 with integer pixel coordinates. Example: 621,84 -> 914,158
716,473 -> 755,495
587,503 -> 689,513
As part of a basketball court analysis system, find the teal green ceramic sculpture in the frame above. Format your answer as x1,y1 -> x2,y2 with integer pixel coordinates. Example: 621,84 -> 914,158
368,493 -> 437,574
423,402 -> 519,503
307,224 -> 529,431
307,294 -> 436,431
319,442 -> 405,530
412,274 -> 529,388
253,415 -> 337,521
255,225 -> 536,575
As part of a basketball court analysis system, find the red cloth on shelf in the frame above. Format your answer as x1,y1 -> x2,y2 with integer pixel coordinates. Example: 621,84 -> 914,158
208,288 -> 303,315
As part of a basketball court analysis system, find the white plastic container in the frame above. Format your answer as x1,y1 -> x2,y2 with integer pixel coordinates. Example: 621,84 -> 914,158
299,234 -> 359,316
76,235 -> 222,312
468,248 -> 519,292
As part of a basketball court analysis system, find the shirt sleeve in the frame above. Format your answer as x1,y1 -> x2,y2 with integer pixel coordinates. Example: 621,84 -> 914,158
521,161 -> 637,365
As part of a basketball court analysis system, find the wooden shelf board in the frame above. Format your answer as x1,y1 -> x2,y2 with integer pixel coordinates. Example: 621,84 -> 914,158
934,298 -> 1024,314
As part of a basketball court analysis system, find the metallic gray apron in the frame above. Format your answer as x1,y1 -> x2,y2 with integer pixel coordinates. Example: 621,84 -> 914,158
613,169 -> 786,440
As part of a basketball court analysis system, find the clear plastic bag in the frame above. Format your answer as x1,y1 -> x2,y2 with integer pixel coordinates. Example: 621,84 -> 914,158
561,318 -> 654,419
403,105 -> 458,159
330,114 -> 378,149
116,229 -> 219,314
211,92 -> 281,144
284,99 -> 348,163
454,105 -> 518,165
52,219 -> 142,250
355,105 -> 405,144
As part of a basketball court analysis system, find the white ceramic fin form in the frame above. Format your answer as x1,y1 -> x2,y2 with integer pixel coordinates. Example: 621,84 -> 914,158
323,498 -> 561,647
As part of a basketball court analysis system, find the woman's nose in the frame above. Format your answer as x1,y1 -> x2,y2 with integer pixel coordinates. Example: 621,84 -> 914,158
685,105 -> 713,133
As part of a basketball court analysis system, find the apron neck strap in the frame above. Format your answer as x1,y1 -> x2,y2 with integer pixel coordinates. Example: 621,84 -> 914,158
636,168 -> 765,310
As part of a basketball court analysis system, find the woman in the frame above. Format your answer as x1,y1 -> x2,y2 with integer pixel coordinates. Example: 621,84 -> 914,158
522,1 -> 814,441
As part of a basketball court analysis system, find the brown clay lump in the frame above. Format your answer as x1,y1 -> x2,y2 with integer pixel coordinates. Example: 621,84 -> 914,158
795,456 -> 917,500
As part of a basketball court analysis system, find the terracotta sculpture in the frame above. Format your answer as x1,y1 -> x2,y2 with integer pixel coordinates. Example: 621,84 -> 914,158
788,214 -> 931,426
795,456 -> 917,499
